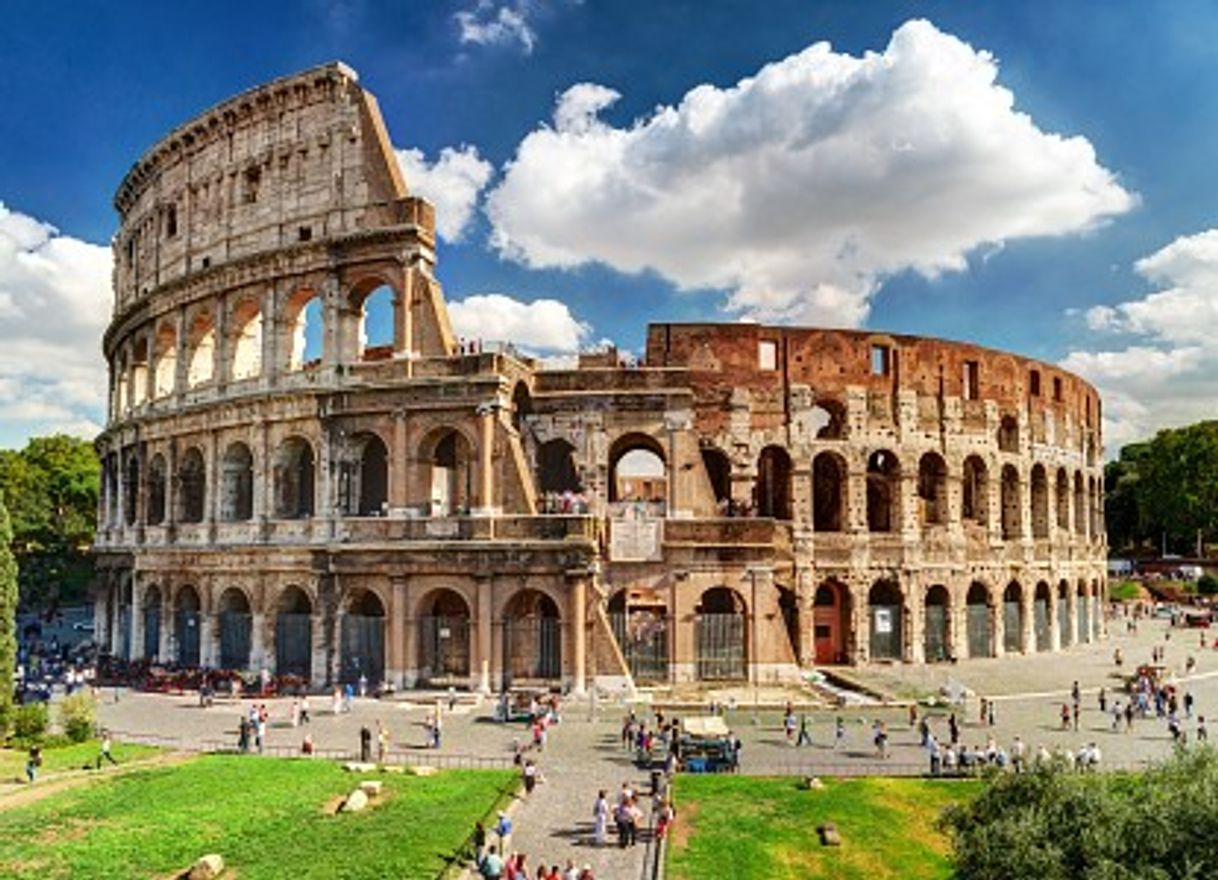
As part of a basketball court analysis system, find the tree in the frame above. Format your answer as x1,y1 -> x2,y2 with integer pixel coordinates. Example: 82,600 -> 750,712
0,491 -> 17,736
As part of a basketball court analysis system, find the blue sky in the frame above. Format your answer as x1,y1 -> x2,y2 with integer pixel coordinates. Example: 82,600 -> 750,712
2,0 -> 1218,451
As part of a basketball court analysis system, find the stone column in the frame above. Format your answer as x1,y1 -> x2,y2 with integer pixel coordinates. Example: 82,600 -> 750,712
476,575 -> 493,694
571,574 -> 587,695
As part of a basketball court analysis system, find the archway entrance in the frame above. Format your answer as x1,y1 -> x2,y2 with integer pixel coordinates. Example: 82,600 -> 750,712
868,580 -> 903,661
1034,582 -> 1051,651
342,589 -> 386,685
813,581 -> 848,664
217,588 -> 252,671
695,587 -> 747,680
608,590 -> 669,683
1003,582 -> 1024,654
966,582 -> 992,658
275,587 -> 313,679
504,590 -> 561,683
924,585 -> 950,662
176,586 -> 201,666
419,589 -> 472,684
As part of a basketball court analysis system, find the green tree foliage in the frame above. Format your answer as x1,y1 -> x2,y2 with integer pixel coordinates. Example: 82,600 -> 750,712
944,748 -> 1218,879
0,434 -> 99,606
0,492 -> 16,735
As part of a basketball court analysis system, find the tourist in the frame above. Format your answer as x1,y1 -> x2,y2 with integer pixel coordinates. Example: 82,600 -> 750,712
360,725 -> 372,762
592,790 -> 609,846
494,811 -> 513,856
95,730 -> 119,769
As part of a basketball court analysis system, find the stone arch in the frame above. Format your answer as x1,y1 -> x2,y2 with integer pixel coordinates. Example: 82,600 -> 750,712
175,584 -> 202,666
1034,581 -> 1052,651
1003,581 -> 1024,653
229,296 -> 263,381
152,321 -> 177,398
755,445 -> 792,520
917,452 -> 948,526
147,454 -> 167,525
418,587 -> 472,683
283,286 -> 323,372
342,587 -> 386,685
924,584 -> 952,662
273,436 -> 315,519
868,580 -> 904,661
966,581 -> 993,658
340,431 -> 389,516
866,450 -> 900,533
812,451 -> 847,532
178,447 -> 206,524
504,588 -> 562,682
608,432 -> 667,508
997,415 -> 1019,453
216,586 -> 253,671
275,585 -> 314,679
1056,468 -> 1070,531
1000,464 -> 1021,540
813,580 -> 850,664
219,441 -> 255,522
1030,464 -> 1049,538
695,586 -> 747,680
142,584 -> 162,660
701,446 -> 732,508
962,455 -> 988,526
185,309 -> 216,388
538,438 -> 583,496
422,427 -> 474,516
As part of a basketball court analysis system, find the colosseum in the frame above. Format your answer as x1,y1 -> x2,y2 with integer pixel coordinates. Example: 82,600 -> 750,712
92,63 -> 1108,695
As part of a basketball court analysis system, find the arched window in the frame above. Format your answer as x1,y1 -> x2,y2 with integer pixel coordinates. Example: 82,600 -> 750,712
220,442 -> 255,522
274,437 -> 315,519
962,455 -> 989,525
755,446 -> 792,520
917,452 -> 947,526
179,447 -> 206,524
866,450 -> 900,533
229,297 -> 263,381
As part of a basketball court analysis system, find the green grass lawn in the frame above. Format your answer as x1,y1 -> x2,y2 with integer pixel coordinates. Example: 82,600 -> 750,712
0,755 -> 515,879
0,741 -> 160,782
666,775 -> 980,880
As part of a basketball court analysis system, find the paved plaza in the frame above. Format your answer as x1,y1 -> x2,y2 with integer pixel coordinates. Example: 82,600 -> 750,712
83,609 -> 1218,875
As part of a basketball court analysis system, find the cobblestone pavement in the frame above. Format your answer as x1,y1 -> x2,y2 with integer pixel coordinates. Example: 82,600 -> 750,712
88,612 -> 1218,874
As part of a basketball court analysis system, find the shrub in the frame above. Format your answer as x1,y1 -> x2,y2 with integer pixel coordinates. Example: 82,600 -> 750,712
11,702 -> 48,745
1198,574 -> 1218,596
59,692 -> 97,743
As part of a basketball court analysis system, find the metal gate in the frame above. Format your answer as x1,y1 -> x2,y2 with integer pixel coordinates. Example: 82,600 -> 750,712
967,603 -> 990,658
276,613 -> 312,678
1034,598 -> 1050,651
1058,599 -> 1071,646
219,612 -> 252,670
177,610 -> 201,666
1078,597 -> 1090,644
341,614 -> 385,684
869,605 -> 902,661
924,604 -> 948,662
419,615 -> 472,682
143,607 -> 160,660
696,613 -> 746,679
610,611 -> 669,682
1003,601 -> 1022,653
504,617 -> 561,681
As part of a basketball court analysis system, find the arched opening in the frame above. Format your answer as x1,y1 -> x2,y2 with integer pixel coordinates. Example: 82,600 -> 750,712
812,451 -> 846,532
143,586 -> 162,661
186,310 -> 216,388
1003,582 -> 1024,653
1055,468 -> 1070,532
1057,579 -> 1072,647
962,455 -> 988,526
866,450 -> 900,533
175,585 -> 201,666
152,322 -> 177,399
813,581 -> 850,664
229,297 -> 263,381
178,448 -> 206,524
538,438 -> 582,498
341,589 -> 386,685
340,432 -> 389,516
275,586 -> 313,679
1034,582 -> 1051,651
1001,465 -> 1021,540
220,442 -> 254,522
216,588 -> 252,671
503,590 -> 561,682
997,415 -> 1019,453
868,580 -> 903,661
123,452 -> 139,527
1077,580 -> 1091,644
608,589 -> 670,683
755,446 -> 792,520
701,446 -> 732,509
418,588 -> 472,684
917,452 -> 948,526
695,587 -> 747,680
966,582 -> 993,658
147,454 -> 166,525
356,283 -> 396,362
273,437 -> 315,519
428,429 -> 473,516
284,288 -> 324,372
1030,464 -> 1049,538
924,584 -> 951,662
609,434 -> 667,512
1073,472 -> 1086,535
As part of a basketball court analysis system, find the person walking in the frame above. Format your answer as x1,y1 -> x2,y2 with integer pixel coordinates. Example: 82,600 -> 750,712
592,790 -> 609,846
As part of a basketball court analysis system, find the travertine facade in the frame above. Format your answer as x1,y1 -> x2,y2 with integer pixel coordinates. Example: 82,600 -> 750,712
94,64 -> 1107,693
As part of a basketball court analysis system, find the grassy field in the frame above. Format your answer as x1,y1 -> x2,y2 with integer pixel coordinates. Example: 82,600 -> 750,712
0,754 -> 515,879
666,775 -> 979,880
0,741 -> 160,782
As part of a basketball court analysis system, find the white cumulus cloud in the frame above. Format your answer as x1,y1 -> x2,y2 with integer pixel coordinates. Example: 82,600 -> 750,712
396,145 -> 493,243
0,202 -> 111,447
486,18 -> 1135,326
1062,228 -> 1218,452
447,293 -> 590,353
455,0 -> 537,54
